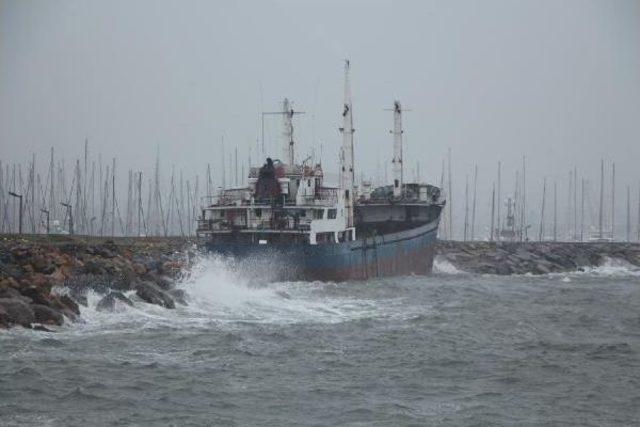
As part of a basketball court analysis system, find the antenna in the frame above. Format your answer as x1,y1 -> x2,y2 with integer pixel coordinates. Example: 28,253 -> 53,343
262,98 -> 305,166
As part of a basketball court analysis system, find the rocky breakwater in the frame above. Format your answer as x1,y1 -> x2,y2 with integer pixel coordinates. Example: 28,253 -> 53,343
0,235 -> 194,330
437,241 -> 640,275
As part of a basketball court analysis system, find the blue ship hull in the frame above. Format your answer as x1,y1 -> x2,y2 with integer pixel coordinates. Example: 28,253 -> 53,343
203,218 -> 440,281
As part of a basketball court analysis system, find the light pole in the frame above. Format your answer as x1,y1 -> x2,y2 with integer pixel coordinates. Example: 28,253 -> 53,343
40,209 -> 50,234
60,202 -> 73,235
8,192 -> 23,234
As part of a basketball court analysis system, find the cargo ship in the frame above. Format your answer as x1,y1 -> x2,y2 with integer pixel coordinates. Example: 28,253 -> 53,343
196,61 -> 444,281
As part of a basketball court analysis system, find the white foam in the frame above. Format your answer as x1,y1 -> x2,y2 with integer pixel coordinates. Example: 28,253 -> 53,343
575,257 -> 640,277
58,254 -> 390,334
179,255 -> 381,325
432,256 -> 463,275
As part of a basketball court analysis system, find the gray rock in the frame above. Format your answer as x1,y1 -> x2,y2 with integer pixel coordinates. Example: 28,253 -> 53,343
96,294 -> 115,312
153,275 -> 175,291
136,281 -> 175,309
0,287 -> 32,304
96,291 -> 133,312
20,286 -> 50,306
0,298 -> 35,327
167,288 -> 188,305
0,306 -> 8,328
58,295 -> 81,316
32,304 -> 64,326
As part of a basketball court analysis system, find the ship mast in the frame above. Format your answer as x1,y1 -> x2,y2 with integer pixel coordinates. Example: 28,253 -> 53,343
391,100 -> 403,198
263,98 -> 303,166
340,59 -> 355,228
282,98 -> 295,166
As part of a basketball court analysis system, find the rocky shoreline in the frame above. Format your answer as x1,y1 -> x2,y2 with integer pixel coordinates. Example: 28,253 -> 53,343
2,236 -> 640,330
0,235 -> 194,330
436,241 -> 640,275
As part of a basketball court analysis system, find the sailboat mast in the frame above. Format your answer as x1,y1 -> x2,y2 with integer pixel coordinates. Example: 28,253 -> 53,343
447,148 -> 453,240
539,178 -> 546,242
490,182 -> 495,242
553,181 -> 557,241
611,162 -> 616,240
599,159 -> 604,239
580,177 -> 585,242
496,160 -> 501,241
463,174 -> 469,241
471,164 -> 477,240
626,185 -> 630,242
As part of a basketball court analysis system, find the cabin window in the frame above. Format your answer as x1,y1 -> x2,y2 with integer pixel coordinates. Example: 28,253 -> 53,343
307,179 -> 311,186
255,208 -> 262,218
220,210 -> 225,217
314,209 -> 324,219
328,209 -> 337,219
299,209 -> 306,217
394,179 -> 399,188
296,179 -> 300,186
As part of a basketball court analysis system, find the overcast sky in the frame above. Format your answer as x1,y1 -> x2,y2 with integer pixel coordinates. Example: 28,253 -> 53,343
1,0 -> 639,237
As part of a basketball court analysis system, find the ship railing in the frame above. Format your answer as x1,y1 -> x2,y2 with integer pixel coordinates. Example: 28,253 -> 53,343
201,195 -> 222,207
200,218 -> 312,233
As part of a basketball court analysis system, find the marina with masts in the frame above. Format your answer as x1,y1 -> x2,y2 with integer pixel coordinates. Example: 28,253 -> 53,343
1,73 -> 639,249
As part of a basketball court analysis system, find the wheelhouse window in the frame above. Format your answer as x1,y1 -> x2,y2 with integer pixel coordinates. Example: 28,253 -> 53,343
255,208 -> 262,218
328,209 -> 337,219
314,209 -> 324,219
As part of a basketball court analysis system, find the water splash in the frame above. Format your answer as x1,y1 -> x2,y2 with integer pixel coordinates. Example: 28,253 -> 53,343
571,257 -> 640,277
432,256 -> 463,275
178,255 -> 382,325
54,254 -> 388,334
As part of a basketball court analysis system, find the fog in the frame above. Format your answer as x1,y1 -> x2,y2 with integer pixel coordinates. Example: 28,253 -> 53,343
1,0 -> 639,239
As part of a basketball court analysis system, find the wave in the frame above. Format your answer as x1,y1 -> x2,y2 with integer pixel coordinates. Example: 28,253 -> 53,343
55,254 -> 390,335
574,257 -> 640,277
177,255 -> 383,325
434,253 -> 640,279
432,256 -> 464,275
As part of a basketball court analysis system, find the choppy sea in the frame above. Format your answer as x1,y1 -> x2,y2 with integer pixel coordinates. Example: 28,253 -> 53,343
1,256 -> 639,426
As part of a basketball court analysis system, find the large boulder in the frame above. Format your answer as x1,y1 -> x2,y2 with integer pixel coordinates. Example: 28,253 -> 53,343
0,287 -> 32,304
0,306 -> 9,328
82,259 -> 106,275
0,298 -> 35,327
96,291 -> 133,312
135,281 -> 175,309
167,288 -> 188,306
48,295 -> 80,321
58,295 -> 81,316
31,255 -> 56,274
151,274 -> 175,291
20,286 -> 51,306
32,304 -> 64,326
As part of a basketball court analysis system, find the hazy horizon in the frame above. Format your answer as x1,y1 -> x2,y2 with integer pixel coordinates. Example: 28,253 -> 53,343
2,0 -> 640,239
